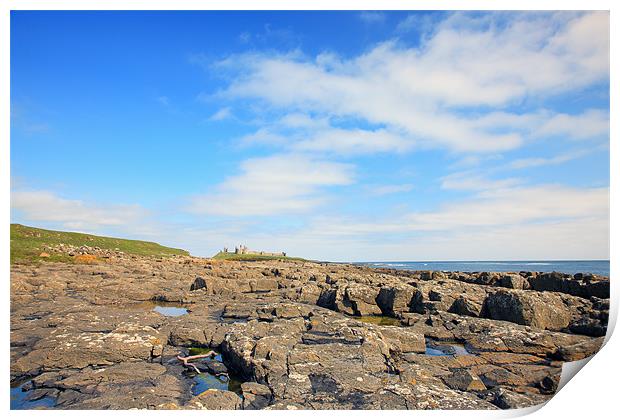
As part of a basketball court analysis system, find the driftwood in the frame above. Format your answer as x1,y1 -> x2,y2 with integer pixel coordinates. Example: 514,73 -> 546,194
176,351 -> 217,374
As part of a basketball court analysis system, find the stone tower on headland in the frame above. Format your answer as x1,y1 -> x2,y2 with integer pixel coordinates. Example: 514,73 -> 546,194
229,244 -> 286,257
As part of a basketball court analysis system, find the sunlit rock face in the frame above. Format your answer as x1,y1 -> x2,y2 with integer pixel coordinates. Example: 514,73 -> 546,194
10,255 -> 608,409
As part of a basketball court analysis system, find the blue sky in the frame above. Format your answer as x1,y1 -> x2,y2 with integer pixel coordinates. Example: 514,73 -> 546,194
10,11 -> 610,261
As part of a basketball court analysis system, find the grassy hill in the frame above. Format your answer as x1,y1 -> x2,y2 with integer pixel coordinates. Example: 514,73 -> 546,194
10,224 -> 189,264
212,251 -> 307,262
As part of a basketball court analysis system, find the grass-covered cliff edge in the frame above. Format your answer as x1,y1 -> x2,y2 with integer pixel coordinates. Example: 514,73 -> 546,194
10,224 -> 189,264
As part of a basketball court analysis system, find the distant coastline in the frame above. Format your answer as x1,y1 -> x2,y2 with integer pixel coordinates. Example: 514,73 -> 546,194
354,260 -> 610,277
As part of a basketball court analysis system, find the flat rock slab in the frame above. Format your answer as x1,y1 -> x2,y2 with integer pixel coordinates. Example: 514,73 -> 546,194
10,256 -> 608,410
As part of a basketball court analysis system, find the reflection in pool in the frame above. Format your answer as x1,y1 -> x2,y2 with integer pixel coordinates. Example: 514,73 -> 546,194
129,300 -> 189,316
192,372 -> 243,396
186,348 -> 244,396
350,315 -> 403,326
425,339 -> 473,357
153,305 -> 188,317
10,381 -> 56,410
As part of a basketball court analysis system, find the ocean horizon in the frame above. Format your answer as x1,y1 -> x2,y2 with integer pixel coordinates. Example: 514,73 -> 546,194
354,260 -> 610,277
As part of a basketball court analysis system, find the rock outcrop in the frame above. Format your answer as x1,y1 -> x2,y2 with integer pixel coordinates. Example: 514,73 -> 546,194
10,254 -> 609,410
481,290 -> 571,330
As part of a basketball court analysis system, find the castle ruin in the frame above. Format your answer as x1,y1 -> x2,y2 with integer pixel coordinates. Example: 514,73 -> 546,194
227,244 -> 286,257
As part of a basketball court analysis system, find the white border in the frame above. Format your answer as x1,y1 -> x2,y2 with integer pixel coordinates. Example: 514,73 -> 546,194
0,0 -> 614,11
2,1 -> 616,420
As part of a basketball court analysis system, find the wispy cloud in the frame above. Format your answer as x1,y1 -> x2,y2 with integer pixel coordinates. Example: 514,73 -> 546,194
238,114 -> 413,155
249,184 -> 609,260
359,11 -> 386,24
214,12 -> 608,155
440,172 -> 522,191
473,109 -> 609,142
21,123 -> 51,134
367,184 -> 414,196
307,185 -> 608,235
226,24 -> 301,50
187,154 -> 354,216
11,102 -> 52,135
409,186 -> 608,231
11,190 -> 149,231
209,107 -> 233,121
509,149 -> 593,169
395,13 -> 439,35
533,109 -> 609,140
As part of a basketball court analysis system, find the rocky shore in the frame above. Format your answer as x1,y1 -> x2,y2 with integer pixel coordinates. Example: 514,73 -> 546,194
10,251 -> 609,410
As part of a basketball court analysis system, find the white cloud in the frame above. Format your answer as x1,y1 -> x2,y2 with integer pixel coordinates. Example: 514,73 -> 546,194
113,12 -> 614,261
10,102 -> 51,135
191,184 -> 608,261
294,127 -> 412,154
533,109 -> 609,140
395,13 -> 437,34
407,186 -> 608,231
359,11 -> 386,24
11,190 -> 149,231
281,107 -> 610,157
279,113 -> 329,129
447,154 -> 504,169
509,149 -> 592,170
346,217 -> 609,261
209,107 -> 233,121
440,172 -> 522,191
239,114 -> 413,155
187,154 -> 354,216
299,184 -> 608,243
216,12 -> 608,154
474,109 -> 609,142
239,127 -> 289,146
271,217 -> 608,261
367,184 -> 414,196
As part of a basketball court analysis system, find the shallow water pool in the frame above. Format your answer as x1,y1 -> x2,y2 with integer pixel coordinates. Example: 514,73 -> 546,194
350,315 -> 403,326
10,381 -> 56,410
185,348 -> 244,396
127,300 -> 189,316
192,373 -> 243,396
425,340 -> 473,357
153,305 -> 188,317
184,347 -> 243,395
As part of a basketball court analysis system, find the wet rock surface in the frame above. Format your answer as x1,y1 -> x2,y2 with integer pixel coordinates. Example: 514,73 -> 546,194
11,256 -> 609,409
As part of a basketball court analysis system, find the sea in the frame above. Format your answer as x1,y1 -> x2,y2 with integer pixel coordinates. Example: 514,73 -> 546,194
354,260 -> 610,277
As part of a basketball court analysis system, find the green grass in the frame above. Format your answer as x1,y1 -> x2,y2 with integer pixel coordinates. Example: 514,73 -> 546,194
10,224 -> 189,265
352,315 -> 403,327
212,251 -> 307,262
